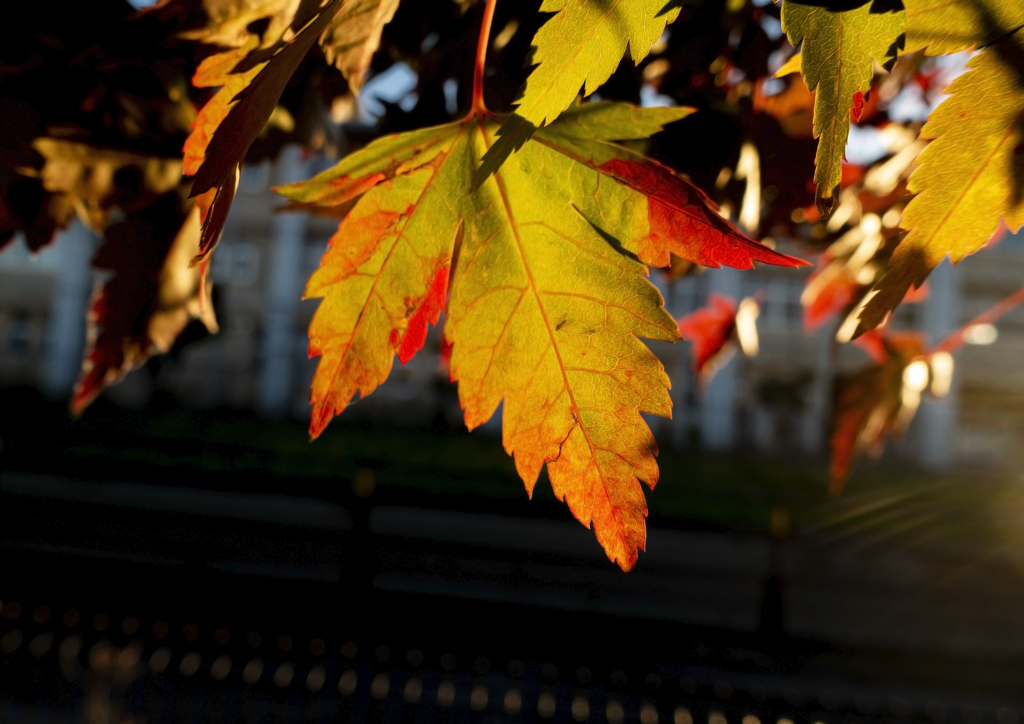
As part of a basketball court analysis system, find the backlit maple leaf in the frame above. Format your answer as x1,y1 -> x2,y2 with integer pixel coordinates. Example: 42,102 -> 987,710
277,100 -> 806,569
319,0 -> 400,91
17,138 -> 217,413
781,1 -> 904,216
74,197 -> 217,414
857,45 -> 1024,335
476,0 -> 681,184
903,0 -> 1024,55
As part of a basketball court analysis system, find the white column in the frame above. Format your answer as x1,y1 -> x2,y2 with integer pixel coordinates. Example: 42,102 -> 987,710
700,268 -> 740,451
259,145 -> 312,416
42,221 -> 97,397
799,321 -> 834,454
919,260 -> 960,469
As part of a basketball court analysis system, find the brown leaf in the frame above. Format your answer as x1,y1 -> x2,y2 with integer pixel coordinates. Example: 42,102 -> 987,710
319,0 -> 400,91
73,194 -> 217,413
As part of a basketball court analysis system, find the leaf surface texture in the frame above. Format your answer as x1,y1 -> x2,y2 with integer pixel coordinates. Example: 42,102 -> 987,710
858,47 -> 1024,333
904,0 -> 1024,54
477,0 -> 680,184
183,0 -> 345,263
277,100 -> 805,568
781,2 -> 903,211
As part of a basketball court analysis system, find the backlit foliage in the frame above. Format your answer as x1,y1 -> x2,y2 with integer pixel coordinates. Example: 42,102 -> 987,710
2,0 -> 1023,567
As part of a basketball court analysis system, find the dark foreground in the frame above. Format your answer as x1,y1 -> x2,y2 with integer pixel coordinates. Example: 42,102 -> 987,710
2,390 -> 1024,723
3,471 -> 1024,724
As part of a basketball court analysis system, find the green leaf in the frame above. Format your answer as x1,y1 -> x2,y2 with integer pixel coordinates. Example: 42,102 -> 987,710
781,1 -> 904,215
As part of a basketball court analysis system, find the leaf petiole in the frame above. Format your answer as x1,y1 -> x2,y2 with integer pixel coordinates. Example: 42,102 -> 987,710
471,0 -> 498,117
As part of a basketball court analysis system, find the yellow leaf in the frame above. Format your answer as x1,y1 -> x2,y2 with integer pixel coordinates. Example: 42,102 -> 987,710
518,0 -> 679,128
302,123 -> 470,437
30,138 -> 182,233
184,39 -> 264,178
781,2 -> 904,213
905,0 -> 1024,55
858,46 -> 1024,334
181,0 -> 301,50
773,51 -> 802,78
476,0 -> 680,184
277,101 -> 805,569
183,0 -> 346,264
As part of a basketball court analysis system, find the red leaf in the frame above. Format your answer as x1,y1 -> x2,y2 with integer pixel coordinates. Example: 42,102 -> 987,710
438,335 -> 454,377
803,262 -> 859,331
853,328 -> 890,364
829,331 -> 926,492
840,162 -> 865,189
597,159 -> 809,270
677,293 -> 738,383
851,91 -> 866,122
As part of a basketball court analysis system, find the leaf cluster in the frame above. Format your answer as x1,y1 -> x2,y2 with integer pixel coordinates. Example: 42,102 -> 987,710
2,0 -> 1024,568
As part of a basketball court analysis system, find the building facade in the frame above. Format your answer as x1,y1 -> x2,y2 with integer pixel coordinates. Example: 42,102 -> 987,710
3,148 -> 1024,471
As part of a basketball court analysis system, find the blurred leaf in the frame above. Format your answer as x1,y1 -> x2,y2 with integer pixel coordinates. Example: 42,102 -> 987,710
319,0 -> 401,91
73,196 -> 217,414
829,330 -> 925,492
677,293 -> 739,386
29,138 -> 183,233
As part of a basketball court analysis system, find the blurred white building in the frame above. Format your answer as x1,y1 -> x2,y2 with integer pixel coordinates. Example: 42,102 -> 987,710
3,149 -> 1024,471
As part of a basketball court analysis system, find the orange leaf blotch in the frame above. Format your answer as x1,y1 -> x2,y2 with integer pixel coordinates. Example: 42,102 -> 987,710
598,158 -> 809,270
677,293 -> 737,378
330,172 -> 389,205
309,402 -> 337,440
438,336 -> 454,378
278,171 -> 390,210
396,263 -> 450,364
308,208 -> 402,297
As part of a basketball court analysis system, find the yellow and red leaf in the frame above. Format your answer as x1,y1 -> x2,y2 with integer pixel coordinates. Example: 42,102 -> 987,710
277,101 -> 806,569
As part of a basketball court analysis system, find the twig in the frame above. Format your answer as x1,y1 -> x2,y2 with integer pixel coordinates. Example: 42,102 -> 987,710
931,286 -> 1024,353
